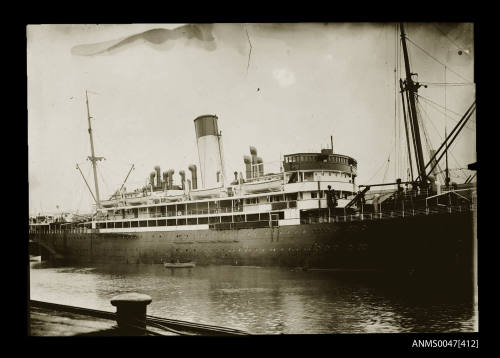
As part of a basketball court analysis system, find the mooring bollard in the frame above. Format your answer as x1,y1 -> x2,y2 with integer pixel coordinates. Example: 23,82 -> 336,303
110,293 -> 152,335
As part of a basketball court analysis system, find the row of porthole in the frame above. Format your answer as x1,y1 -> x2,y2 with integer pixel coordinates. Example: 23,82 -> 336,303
167,247 -> 339,253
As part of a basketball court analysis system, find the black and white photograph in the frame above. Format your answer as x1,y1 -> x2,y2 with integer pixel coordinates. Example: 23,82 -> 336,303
27,23 -> 477,338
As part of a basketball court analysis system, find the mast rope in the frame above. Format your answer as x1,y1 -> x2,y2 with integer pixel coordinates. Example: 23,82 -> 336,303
417,94 -> 476,130
416,100 -> 467,173
419,82 -> 474,86
415,103 -> 445,183
405,36 -> 472,83
367,149 -> 393,184
432,24 -> 470,55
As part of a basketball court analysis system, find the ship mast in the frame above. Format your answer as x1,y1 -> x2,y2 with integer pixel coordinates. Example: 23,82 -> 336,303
399,23 -> 427,187
85,90 -> 104,209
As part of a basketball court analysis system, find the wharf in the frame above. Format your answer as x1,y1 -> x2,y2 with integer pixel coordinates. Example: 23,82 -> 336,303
29,298 -> 249,336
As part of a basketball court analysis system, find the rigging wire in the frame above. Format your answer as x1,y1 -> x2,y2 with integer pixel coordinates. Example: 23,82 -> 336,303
416,94 -> 469,118
432,24 -> 470,55
405,36 -> 472,83
416,94 -> 476,130
366,149 -> 393,184
416,100 -> 467,174
394,23 -> 398,182
415,103 -> 445,183
382,155 -> 391,183
419,82 -> 474,86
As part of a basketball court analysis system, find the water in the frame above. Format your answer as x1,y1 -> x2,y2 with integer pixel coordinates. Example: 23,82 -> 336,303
29,261 -> 477,334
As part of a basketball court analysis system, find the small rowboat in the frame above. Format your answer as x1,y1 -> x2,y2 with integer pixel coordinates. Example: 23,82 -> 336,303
163,262 -> 196,268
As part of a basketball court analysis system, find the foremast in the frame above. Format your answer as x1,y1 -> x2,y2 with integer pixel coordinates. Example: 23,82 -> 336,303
85,90 -> 104,209
399,23 -> 427,188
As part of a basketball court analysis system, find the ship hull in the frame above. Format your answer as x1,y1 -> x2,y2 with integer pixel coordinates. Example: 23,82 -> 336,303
31,211 -> 474,277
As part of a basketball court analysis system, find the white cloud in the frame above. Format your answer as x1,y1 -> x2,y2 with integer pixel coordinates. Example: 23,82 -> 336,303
272,68 -> 296,87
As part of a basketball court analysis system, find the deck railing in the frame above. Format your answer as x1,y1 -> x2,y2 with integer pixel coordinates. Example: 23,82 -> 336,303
302,204 -> 475,224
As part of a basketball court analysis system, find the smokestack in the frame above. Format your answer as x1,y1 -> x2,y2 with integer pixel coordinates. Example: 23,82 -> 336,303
243,155 -> 252,180
188,164 -> 198,190
234,171 -> 238,181
250,146 -> 257,179
194,115 -> 224,189
154,166 -> 161,188
179,170 -> 186,191
149,171 -> 156,188
167,169 -> 174,190
162,172 -> 168,190
187,179 -> 192,191
256,156 -> 263,177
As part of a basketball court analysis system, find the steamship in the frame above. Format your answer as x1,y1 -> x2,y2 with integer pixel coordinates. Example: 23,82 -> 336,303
29,24 -> 476,276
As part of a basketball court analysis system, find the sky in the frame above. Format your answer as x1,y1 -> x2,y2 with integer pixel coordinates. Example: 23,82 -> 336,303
27,23 -> 475,215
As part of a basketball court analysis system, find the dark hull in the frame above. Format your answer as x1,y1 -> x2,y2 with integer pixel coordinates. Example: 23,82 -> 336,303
31,211 -> 475,277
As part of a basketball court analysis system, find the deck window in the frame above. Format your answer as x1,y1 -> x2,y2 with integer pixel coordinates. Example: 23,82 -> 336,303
198,217 -> 208,224
123,221 -> 130,228
115,222 -> 123,228
221,215 -> 232,223
140,221 -> 147,227
304,172 -> 314,181
148,220 -> 157,227
259,213 -> 269,221
209,216 -> 220,224
246,213 -> 259,222
177,218 -> 187,226
158,219 -> 166,226
245,198 -> 258,205
233,214 -> 245,222
187,218 -> 197,225
131,221 -> 139,228
167,219 -> 176,226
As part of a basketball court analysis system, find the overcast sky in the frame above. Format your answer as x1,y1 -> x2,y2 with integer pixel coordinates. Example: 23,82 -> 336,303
27,23 -> 475,215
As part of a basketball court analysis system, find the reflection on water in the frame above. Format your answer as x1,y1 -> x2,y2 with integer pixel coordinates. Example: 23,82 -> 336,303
29,262 -> 477,334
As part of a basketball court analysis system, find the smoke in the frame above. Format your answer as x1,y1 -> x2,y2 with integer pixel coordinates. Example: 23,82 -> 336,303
71,24 -> 216,56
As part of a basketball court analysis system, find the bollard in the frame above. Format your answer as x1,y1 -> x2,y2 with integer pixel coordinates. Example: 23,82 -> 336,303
110,293 -> 152,335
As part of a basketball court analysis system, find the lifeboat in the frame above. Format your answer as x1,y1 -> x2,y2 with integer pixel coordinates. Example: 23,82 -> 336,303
241,178 -> 282,194
190,187 -> 226,200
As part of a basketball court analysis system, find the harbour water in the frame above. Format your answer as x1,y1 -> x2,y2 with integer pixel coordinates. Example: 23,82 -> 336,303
29,261 -> 477,334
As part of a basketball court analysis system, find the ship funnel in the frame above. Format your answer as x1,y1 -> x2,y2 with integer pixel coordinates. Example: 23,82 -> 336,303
187,179 -> 192,191
188,164 -> 198,190
256,156 -> 263,177
167,169 -> 174,190
194,114 -> 225,189
154,166 -> 161,189
234,171 -> 238,181
250,146 -> 258,179
149,171 -> 156,188
243,155 -> 252,180
179,170 -> 186,191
